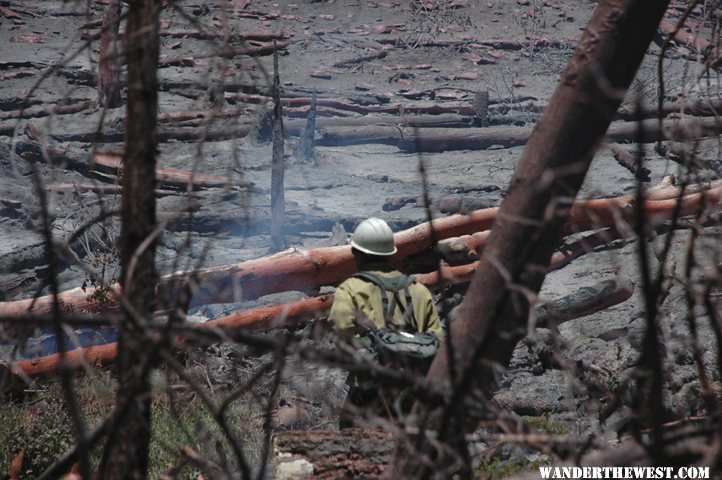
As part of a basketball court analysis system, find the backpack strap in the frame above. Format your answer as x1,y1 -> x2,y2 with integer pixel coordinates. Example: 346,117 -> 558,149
353,271 -> 418,331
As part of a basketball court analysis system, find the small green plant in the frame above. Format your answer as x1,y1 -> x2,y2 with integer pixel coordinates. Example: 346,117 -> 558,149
68,192 -> 121,305
0,391 -> 76,479
475,455 -> 551,480
0,402 -> 25,475
85,283 -> 116,309
147,390 -> 265,479
523,413 -> 570,435
0,368 -> 268,478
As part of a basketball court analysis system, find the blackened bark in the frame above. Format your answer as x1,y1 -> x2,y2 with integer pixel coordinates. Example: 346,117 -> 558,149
271,46 -> 286,252
99,0 -> 160,478
389,1 -> 671,477
298,91 -> 317,163
98,0 -> 123,108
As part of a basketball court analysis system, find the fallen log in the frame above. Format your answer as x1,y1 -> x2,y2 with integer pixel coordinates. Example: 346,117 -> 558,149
156,114 -> 476,143
412,225 -> 628,273
0,100 -> 92,121
10,342 -> 119,378
568,180 -> 722,234
259,420 -> 716,479
333,49 -> 388,68
160,110 -> 475,130
617,96 -> 722,121
274,429 -> 391,479
316,116 -> 722,152
318,125 -> 530,150
9,275 -> 634,377
48,183 -> 178,197
1,182 -> 719,316
92,152 -> 234,189
159,29 -> 293,42
81,28 -> 292,43
373,36 -> 576,52
14,135 -> 246,190
658,19 -> 712,55
608,143 -> 651,182
534,276 -> 635,328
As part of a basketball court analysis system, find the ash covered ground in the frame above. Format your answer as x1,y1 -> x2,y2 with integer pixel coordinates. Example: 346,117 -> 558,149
1,0 -> 721,472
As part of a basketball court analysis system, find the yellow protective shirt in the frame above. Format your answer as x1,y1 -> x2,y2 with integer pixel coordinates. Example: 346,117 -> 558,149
328,266 -> 443,338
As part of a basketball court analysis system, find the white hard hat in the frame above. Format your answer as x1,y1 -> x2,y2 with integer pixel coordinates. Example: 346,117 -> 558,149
350,217 -> 397,256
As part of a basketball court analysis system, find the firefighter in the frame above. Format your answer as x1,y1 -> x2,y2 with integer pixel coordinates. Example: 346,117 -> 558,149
329,217 -> 443,428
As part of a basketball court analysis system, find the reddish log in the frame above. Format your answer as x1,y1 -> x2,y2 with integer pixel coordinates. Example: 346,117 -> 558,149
1,183 -> 719,317
10,270 -> 634,377
567,180 -> 722,234
92,152 -> 232,189
333,49 -> 388,68
12,342 -> 119,377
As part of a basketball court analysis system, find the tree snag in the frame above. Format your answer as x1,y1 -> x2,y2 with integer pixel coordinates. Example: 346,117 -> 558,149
98,0 -> 123,108
388,1 -> 672,477
271,44 -> 286,252
98,0 -> 161,477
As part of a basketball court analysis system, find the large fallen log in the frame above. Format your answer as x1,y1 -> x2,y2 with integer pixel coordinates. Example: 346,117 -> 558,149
14,136 -> 250,190
0,182 -> 719,316
225,92 -> 537,117
279,417 -> 716,480
160,111 -> 475,130
273,429 -> 391,479
316,116 -> 722,152
9,276 -> 634,377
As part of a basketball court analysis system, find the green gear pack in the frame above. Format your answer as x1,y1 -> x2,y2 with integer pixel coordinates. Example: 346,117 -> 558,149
350,271 -> 441,389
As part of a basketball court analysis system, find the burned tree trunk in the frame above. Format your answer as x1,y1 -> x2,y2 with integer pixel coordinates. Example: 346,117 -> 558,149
389,1 -> 672,477
296,90 -> 317,163
98,0 -> 123,108
271,46 -> 286,252
98,0 -> 161,477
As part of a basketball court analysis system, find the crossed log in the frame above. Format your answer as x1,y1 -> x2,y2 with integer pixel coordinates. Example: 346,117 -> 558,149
0,180 -> 719,318
2,181 -> 721,376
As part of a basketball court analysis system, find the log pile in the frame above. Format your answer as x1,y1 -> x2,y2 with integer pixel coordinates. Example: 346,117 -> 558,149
0,180 -> 719,321
0,162 -> 718,377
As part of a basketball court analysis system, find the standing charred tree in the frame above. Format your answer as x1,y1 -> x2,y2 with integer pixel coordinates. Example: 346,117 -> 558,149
270,46 -> 286,252
389,1 -> 671,477
98,0 -> 123,109
99,0 -> 160,478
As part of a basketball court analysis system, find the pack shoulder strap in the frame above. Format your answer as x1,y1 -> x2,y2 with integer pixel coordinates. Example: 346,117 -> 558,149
353,271 -> 416,291
353,272 -> 417,330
